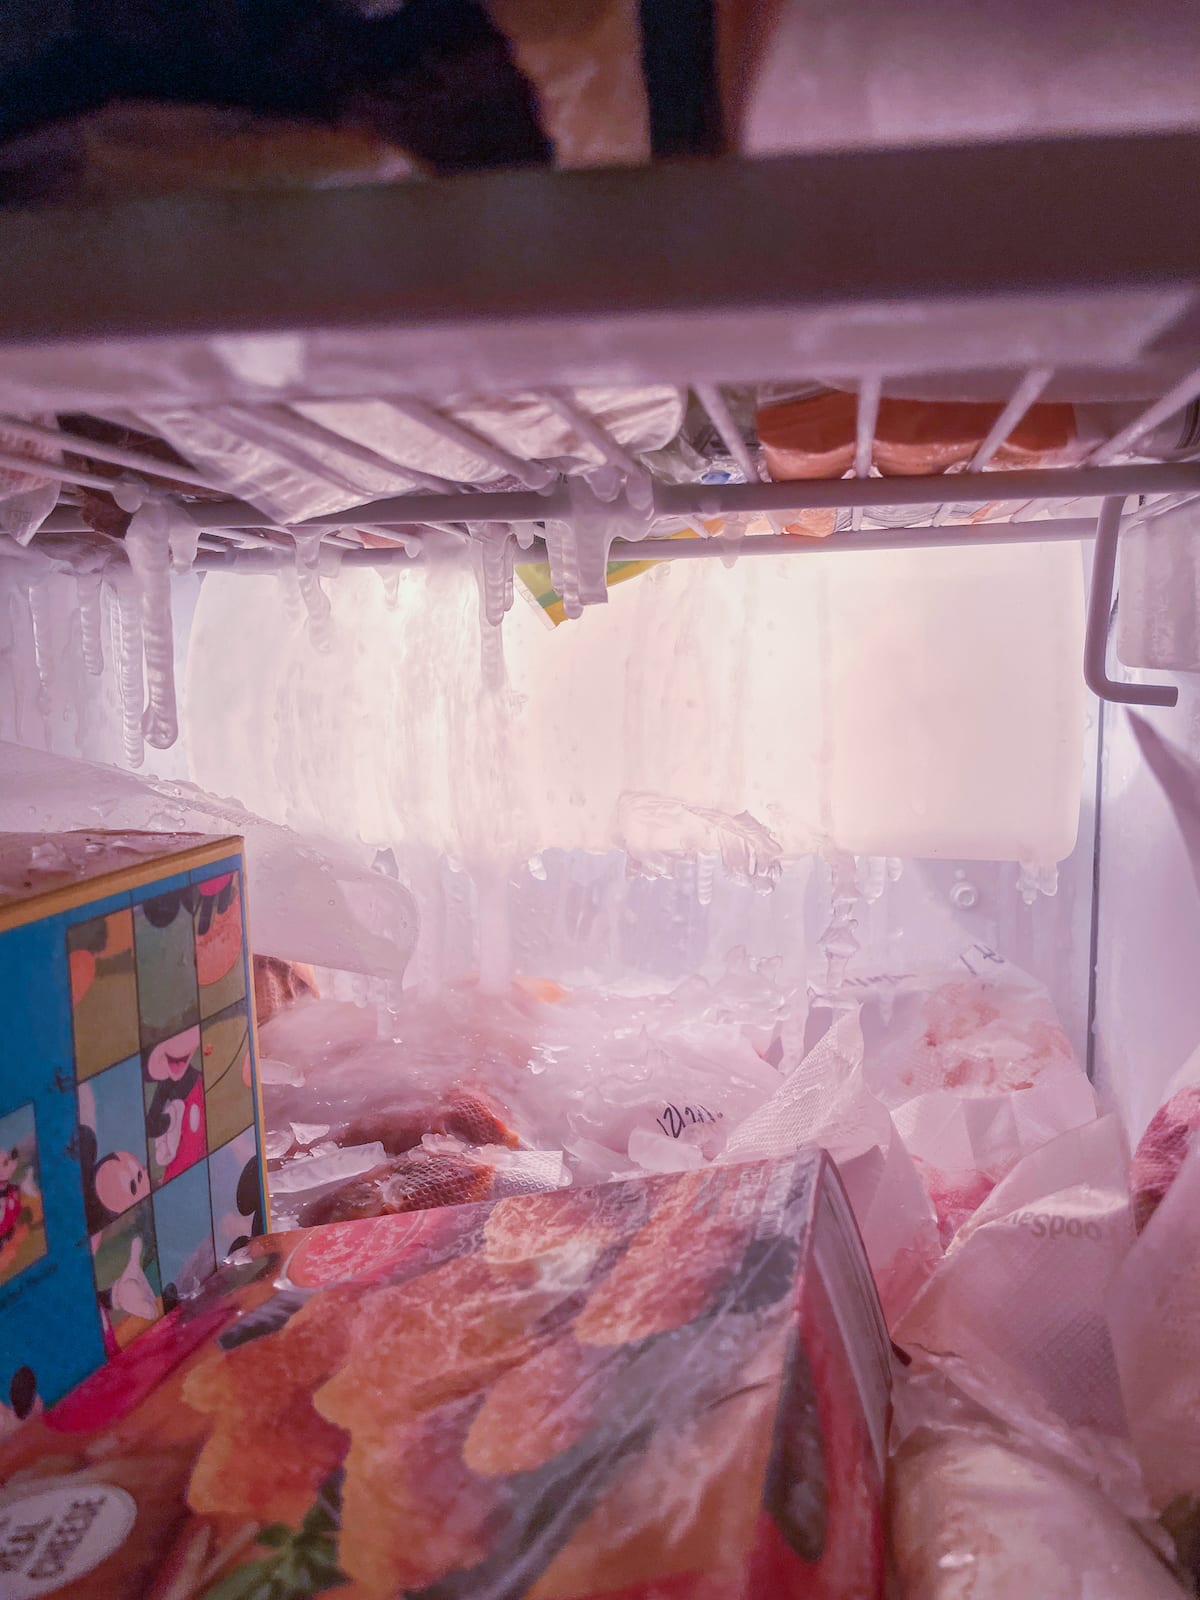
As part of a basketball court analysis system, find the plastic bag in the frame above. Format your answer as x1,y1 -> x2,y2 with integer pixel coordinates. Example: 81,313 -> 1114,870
859,948 -> 1098,1243
895,1115 -> 1134,1435
1110,1142 -> 1200,1516
722,1009 -> 942,1325
1132,1046 -> 1200,1230
887,1352 -> 1185,1600
260,978 -> 785,1202
0,417 -> 59,546
139,387 -> 686,524
890,1427 -> 1187,1598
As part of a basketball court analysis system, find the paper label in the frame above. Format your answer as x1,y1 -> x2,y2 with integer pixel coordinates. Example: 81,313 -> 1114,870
0,1483 -> 135,1597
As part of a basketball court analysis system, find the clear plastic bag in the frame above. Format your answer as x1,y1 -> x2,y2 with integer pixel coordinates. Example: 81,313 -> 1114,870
895,1115 -> 1134,1436
1110,1143 -> 1200,1516
890,1426 -> 1187,1598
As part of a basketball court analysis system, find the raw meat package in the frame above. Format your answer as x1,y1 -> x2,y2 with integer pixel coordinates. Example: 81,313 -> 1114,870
0,1152 -> 891,1599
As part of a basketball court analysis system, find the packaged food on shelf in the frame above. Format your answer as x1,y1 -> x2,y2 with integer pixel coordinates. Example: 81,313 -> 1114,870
755,388 -> 1078,480
0,1151 -> 892,1600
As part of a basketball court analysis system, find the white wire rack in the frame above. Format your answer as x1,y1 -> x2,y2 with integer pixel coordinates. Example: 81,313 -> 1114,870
11,374 -> 1200,711
2,136 -> 1199,707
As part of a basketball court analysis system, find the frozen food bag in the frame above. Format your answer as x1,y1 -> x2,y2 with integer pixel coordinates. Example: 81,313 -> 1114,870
894,1115 -> 1133,1436
889,1429 -> 1188,1599
1110,1143 -> 1200,1520
0,1152 -> 891,1599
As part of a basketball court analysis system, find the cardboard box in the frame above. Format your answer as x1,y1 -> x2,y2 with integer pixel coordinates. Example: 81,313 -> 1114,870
0,832 -> 267,1418
0,1152 -> 890,1598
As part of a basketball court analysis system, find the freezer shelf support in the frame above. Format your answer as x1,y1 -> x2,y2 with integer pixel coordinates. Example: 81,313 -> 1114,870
1084,496 -> 1179,708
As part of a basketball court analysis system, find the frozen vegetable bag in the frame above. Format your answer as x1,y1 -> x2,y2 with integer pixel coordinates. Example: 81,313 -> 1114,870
0,1152 -> 890,1599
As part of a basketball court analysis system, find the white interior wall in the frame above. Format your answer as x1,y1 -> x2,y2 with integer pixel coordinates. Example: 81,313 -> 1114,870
1094,683 -> 1200,1138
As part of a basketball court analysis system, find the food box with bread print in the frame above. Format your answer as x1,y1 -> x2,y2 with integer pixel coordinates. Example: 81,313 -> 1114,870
0,831 -> 267,1423
0,1150 -> 891,1599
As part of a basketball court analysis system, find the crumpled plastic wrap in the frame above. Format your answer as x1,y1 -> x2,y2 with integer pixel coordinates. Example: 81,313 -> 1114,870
138,386 -> 686,524
858,951 -> 1099,1242
720,1007 -> 942,1327
895,1116 -> 1134,1436
0,416 -> 60,546
256,947 -> 1091,1338
0,1153 -> 891,1600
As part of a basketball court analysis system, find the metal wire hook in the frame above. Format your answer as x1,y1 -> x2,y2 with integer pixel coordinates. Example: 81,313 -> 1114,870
1084,495 -> 1179,708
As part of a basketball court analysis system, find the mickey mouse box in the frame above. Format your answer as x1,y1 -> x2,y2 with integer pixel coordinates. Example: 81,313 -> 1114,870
0,832 -> 267,1420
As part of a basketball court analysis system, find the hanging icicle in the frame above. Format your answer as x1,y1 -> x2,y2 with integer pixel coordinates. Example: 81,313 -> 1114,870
76,571 -> 105,676
110,569 -> 145,769
291,529 -> 335,651
115,483 -> 181,750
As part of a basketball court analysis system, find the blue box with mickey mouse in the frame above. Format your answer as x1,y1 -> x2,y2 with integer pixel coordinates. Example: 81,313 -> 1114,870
0,831 -> 267,1422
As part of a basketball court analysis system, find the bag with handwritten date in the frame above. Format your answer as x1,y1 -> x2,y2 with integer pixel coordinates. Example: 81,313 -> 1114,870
0,1151 -> 891,1600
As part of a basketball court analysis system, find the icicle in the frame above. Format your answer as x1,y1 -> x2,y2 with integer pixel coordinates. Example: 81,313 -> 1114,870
76,571 -> 105,675
626,471 -> 654,514
471,538 -> 509,692
26,577 -> 53,722
472,522 -> 515,627
585,463 -> 624,503
379,568 -> 401,610
1017,861 -> 1059,904
859,855 -> 887,903
818,850 -> 862,991
167,507 -> 201,575
543,520 -> 581,619
718,513 -> 748,570
696,851 -> 716,907
120,491 -> 179,749
277,562 -> 305,626
111,572 -> 145,769
527,853 -> 547,881
291,530 -> 333,651
886,857 -> 904,883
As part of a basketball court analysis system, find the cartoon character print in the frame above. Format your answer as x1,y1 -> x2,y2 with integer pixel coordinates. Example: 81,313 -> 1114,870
0,1143 -> 21,1248
145,1027 -> 205,1184
195,874 -> 242,989
79,1127 -> 150,1236
0,1107 -> 46,1283
0,1366 -> 38,1442
228,1158 -> 266,1256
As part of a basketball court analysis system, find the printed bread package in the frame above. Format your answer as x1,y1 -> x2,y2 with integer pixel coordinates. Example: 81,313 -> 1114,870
0,1151 -> 891,1599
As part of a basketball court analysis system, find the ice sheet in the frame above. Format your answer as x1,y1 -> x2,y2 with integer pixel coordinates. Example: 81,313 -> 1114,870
0,740 -> 417,980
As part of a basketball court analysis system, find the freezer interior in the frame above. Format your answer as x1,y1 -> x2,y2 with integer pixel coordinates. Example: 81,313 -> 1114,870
1,125 -> 1200,1598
